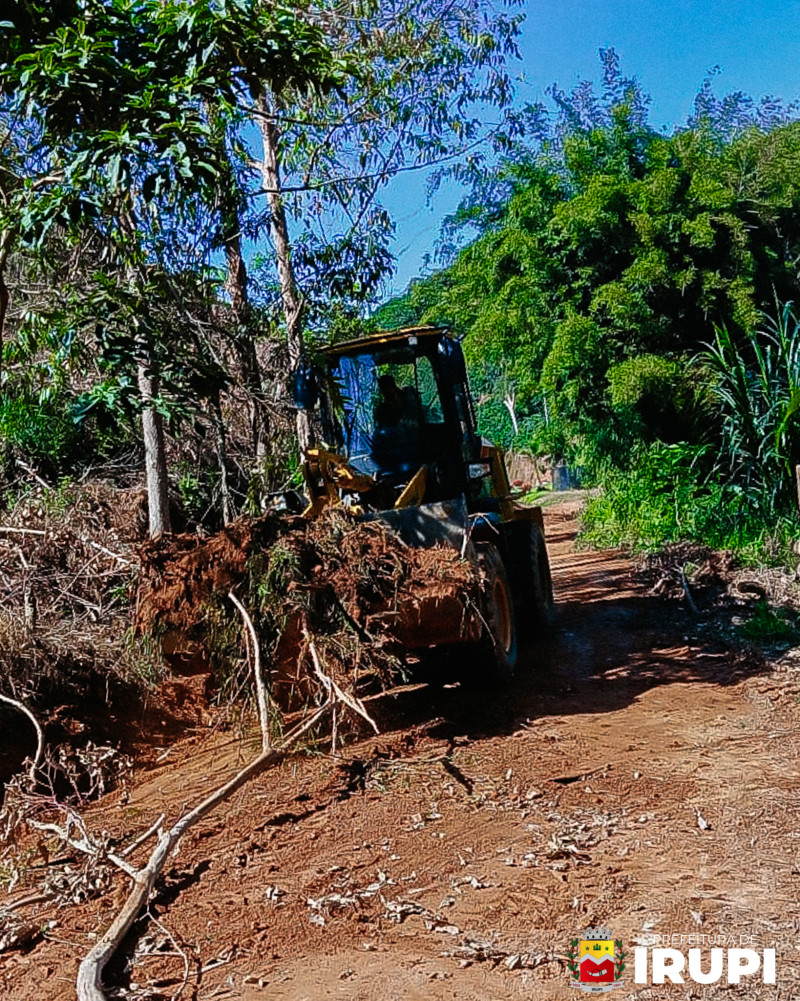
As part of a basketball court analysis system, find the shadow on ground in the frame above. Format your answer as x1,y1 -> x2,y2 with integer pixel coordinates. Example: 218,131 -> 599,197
365,511 -> 772,743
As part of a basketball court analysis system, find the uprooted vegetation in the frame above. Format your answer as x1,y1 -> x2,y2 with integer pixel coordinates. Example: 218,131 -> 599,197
0,485 -> 488,999
136,509 -> 483,712
0,482 -> 483,776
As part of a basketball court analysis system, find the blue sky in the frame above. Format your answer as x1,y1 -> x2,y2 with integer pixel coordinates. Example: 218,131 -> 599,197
383,0 -> 800,295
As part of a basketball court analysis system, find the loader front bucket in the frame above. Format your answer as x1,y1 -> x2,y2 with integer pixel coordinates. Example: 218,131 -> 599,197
361,498 -> 469,551
360,498 -> 483,649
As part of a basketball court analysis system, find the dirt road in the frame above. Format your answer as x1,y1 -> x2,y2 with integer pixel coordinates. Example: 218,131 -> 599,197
4,502 -> 800,1000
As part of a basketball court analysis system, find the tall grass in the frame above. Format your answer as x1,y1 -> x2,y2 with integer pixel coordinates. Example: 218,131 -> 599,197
701,304 -> 800,521
581,442 -> 795,562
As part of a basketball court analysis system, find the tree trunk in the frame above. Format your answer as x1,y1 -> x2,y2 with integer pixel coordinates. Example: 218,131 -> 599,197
256,98 -> 311,453
0,228 -> 14,386
136,332 -> 171,536
212,394 -> 232,526
204,99 -> 268,459
222,192 -> 270,459
503,393 -> 519,435
0,269 -> 8,387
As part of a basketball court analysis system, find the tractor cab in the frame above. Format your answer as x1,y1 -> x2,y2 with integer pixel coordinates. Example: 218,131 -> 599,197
297,325 -> 513,519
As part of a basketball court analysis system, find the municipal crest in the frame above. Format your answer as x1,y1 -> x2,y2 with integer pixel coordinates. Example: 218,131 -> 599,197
567,927 -> 626,993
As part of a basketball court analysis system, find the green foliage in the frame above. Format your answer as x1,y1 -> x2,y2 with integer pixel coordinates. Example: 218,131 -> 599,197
0,378 -> 138,480
581,443 -> 714,548
607,353 -> 708,444
378,54 -> 800,560
0,395 -> 80,470
175,464 -> 217,523
386,90 -> 800,482
255,544 -> 302,605
607,354 -> 682,408
739,601 -> 800,642
581,441 -> 796,561
700,306 -> 800,519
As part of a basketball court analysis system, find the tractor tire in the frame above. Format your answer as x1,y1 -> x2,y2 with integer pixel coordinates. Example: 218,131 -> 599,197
475,543 -> 518,680
505,520 -> 554,638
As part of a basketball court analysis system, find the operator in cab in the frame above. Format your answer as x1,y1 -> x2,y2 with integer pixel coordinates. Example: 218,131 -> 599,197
371,374 -> 423,479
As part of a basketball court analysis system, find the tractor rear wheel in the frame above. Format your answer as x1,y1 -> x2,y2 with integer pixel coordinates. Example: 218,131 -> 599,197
505,520 -> 554,638
475,543 -> 518,680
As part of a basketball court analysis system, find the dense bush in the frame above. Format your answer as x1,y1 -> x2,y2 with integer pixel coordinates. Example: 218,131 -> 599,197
0,395 -> 82,474
0,389 -> 139,482
581,441 -> 796,562
376,55 -> 800,557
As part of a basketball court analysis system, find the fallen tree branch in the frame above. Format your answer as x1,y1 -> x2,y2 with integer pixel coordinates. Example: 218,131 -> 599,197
27,816 -> 139,880
0,692 -> 44,782
76,701 -> 332,1001
147,910 -> 190,1001
15,458 -> 51,492
85,539 -> 134,566
305,629 -> 379,734
120,812 -> 165,858
2,891 -> 52,913
228,591 -> 271,751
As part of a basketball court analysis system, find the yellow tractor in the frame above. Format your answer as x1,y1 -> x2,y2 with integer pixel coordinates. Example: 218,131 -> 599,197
290,324 -> 553,676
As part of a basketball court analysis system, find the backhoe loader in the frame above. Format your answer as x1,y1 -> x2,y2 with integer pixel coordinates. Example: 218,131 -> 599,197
289,325 -> 553,676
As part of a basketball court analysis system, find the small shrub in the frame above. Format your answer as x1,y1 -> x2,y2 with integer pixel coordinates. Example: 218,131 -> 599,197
739,601 -> 800,642
0,395 -> 80,471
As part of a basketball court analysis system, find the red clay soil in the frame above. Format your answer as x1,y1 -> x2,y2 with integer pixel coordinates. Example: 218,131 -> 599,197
4,501 -> 800,1000
136,513 -> 481,686
136,517 -> 277,636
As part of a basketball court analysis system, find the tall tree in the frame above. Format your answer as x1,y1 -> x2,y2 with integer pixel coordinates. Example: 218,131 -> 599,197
234,0 -> 527,449
0,0 -> 346,532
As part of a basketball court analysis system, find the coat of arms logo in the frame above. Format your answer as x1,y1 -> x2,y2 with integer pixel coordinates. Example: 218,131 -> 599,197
567,927 -> 626,993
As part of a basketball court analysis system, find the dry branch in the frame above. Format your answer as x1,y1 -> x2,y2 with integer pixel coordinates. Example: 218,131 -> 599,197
147,911 -> 190,1001
85,539 -> 134,566
27,816 -> 139,880
228,590 -> 271,751
305,630 -> 379,735
76,701 -> 332,1001
0,692 -> 43,781
120,812 -> 165,858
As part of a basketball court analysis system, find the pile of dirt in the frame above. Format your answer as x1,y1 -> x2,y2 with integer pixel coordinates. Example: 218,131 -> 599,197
0,485 -> 482,785
136,511 -> 482,705
136,515 -> 285,635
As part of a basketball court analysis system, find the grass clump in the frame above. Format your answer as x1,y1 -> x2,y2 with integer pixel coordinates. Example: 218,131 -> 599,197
581,442 -> 796,565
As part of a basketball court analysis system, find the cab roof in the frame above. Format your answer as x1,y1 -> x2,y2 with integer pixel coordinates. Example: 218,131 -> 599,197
320,324 -> 454,359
